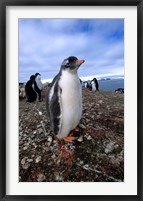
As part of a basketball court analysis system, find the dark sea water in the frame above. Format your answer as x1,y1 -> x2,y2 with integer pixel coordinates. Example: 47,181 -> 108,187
98,79 -> 124,92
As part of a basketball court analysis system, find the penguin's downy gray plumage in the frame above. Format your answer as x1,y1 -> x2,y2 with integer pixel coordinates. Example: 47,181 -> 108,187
46,56 -> 85,139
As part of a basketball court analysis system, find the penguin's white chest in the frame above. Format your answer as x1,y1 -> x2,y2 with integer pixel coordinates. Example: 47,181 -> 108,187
58,71 -> 82,139
91,81 -> 96,91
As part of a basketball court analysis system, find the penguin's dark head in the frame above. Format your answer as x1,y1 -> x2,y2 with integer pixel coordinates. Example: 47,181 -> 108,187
30,75 -> 35,81
61,56 -> 85,73
35,73 -> 41,77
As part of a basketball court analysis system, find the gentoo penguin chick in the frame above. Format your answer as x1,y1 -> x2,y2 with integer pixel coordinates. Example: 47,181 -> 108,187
46,56 -> 85,142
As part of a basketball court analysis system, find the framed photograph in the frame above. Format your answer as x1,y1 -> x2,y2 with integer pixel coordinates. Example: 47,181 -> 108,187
0,0 -> 143,200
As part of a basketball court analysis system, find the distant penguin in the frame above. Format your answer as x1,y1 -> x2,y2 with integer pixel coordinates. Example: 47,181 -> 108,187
84,81 -> 88,88
115,88 -> 124,94
91,78 -> 99,91
46,56 -> 85,141
91,80 -> 96,92
19,85 -> 26,99
35,73 -> 43,91
25,75 -> 40,103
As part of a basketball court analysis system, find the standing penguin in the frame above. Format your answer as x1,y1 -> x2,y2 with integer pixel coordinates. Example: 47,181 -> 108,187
91,78 -> 99,92
25,75 -> 42,103
91,80 -> 96,92
35,73 -> 43,91
46,56 -> 85,142
35,73 -> 43,101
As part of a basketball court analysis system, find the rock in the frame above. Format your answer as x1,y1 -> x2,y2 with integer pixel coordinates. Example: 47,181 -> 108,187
98,100 -> 103,104
51,154 -> 56,159
43,147 -> 49,152
37,124 -> 42,128
48,136 -> 52,142
27,159 -> 33,162
86,135 -> 92,140
39,111 -> 42,115
22,163 -> 30,170
38,128 -> 43,134
77,136 -> 83,142
37,173 -> 46,182
114,144 -> 119,149
83,164 -> 89,170
54,174 -> 63,181
35,156 -> 42,163
23,146 -> 28,150
21,157 -> 27,165
79,160 -> 84,165
105,142 -> 115,154
79,124 -> 86,129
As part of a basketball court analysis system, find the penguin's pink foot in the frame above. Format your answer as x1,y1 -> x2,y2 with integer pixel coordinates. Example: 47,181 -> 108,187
64,136 -> 75,142
63,127 -> 80,142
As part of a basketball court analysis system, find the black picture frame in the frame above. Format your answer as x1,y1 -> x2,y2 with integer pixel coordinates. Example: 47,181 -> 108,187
0,0 -> 143,200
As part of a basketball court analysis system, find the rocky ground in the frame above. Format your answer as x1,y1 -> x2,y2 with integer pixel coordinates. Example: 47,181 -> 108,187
19,88 -> 124,182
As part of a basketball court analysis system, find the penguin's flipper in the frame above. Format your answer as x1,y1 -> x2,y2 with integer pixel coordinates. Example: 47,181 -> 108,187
47,80 -> 62,136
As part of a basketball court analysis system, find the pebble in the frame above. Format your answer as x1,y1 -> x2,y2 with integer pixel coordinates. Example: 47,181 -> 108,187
51,154 -> 56,159
83,164 -> 89,170
27,159 -> 33,162
86,135 -> 92,140
44,132 -> 48,136
48,136 -> 52,142
114,144 -> 119,149
43,147 -> 49,152
54,174 -> 63,181
22,163 -> 30,170
39,111 -> 42,115
38,128 -> 43,134
105,142 -> 115,154
79,124 -> 86,129
37,173 -> 46,182
23,146 -> 28,150
19,127 -> 22,132
77,136 -> 83,142
37,124 -> 42,128
35,156 -> 42,163
80,160 -> 84,165
98,100 -> 103,104
21,157 -> 27,165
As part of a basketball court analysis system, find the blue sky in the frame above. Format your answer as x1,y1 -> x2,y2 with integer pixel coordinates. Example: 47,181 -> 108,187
19,19 -> 124,82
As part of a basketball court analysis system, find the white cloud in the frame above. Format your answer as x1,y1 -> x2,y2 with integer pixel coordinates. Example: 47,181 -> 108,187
19,19 -> 124,82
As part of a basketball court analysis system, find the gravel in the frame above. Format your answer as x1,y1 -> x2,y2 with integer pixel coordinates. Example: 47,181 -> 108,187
19,88 -> 124,182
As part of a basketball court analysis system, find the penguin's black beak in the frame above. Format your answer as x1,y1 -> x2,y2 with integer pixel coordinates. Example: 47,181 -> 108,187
76,60 -> 85,66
